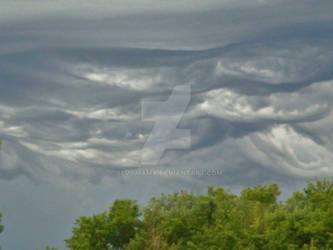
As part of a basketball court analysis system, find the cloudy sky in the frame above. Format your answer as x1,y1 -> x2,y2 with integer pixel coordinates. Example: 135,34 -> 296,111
1,0 -> 333,249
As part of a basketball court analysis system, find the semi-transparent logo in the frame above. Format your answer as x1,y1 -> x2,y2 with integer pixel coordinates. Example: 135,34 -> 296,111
141,85 -> 191,165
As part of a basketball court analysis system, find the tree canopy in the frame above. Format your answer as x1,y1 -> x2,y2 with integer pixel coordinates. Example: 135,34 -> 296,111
63,179 -> 333,250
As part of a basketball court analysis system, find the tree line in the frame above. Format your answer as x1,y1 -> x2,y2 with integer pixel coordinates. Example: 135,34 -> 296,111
29,178 -> 333,250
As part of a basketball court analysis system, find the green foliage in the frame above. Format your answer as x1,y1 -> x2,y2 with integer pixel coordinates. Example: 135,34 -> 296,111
36,246 -> 59,250
65,179 -> 333,250
65,200 -> 140,250
240,183 -> 281,204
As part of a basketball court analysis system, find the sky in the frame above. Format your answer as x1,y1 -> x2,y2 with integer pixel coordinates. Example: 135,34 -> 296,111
1,0 -> 333,249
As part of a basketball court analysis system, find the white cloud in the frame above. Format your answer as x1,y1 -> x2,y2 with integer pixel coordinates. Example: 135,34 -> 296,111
239,124 -> 333,177
215,45 -> 326,84
74,64 -> 165,90
194,85 -> 328,122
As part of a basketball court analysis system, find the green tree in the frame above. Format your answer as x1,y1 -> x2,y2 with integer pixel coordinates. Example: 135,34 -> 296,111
63,179 -> 333,250
66,200 -> 140,250
240,183 -> 281,204
36,246 -> 59,250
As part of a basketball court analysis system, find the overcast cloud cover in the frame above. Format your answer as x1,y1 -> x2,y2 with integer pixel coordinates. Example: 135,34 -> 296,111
1,0 -> 333,249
